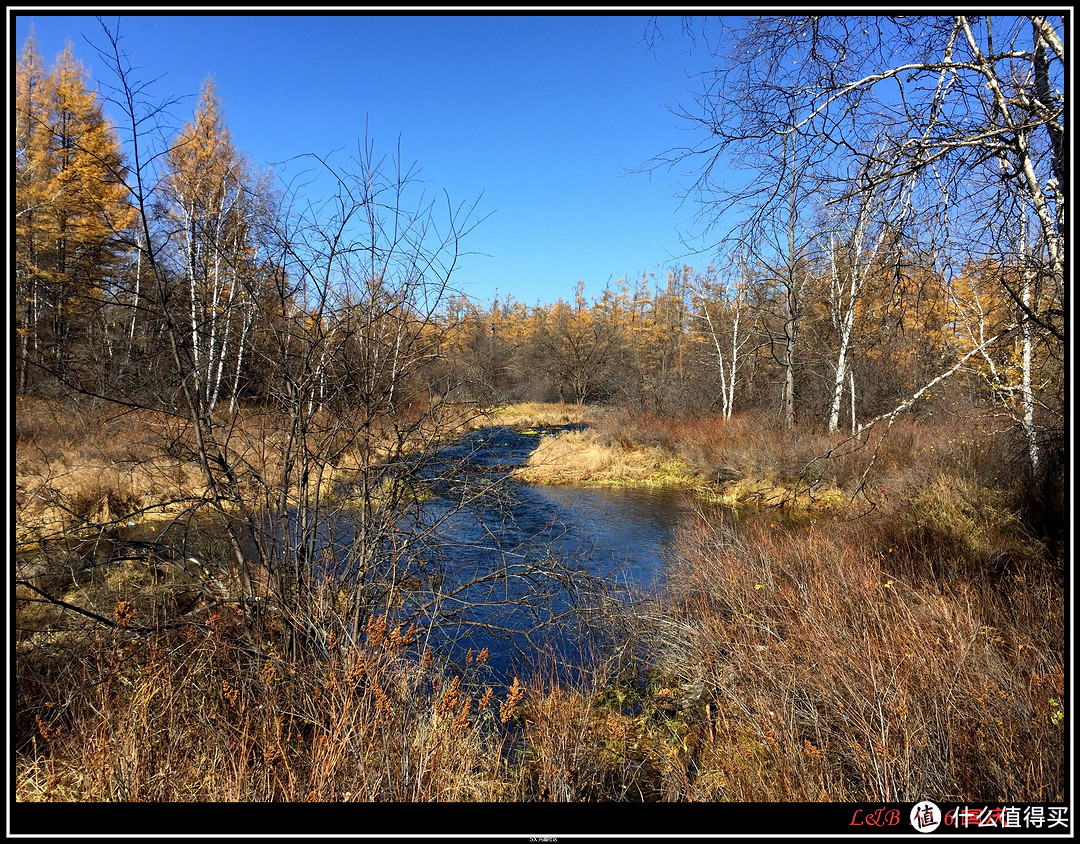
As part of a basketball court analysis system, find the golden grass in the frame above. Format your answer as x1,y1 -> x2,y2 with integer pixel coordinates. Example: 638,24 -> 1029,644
15,401 -> 208,547
511,412 -> 849,508
479,401 -> 610,429
513,428 -> 703,490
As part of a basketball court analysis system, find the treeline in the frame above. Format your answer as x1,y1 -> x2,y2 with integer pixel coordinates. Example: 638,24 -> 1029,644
442,254 -> 1060,452
17,35 -> 1063,484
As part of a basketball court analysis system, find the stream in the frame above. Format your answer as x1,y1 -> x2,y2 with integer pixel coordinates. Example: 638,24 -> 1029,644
40,424 -> 700,683
401,425 -> 697,680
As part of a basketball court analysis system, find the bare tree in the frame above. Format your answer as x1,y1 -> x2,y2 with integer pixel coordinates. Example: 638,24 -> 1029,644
656,16 -> 1063,313
691,260 -> 752,420
823,158 -> 902,432
247,135 -> 489,651
649,15 -> 1064,448
734,122 -> 822,431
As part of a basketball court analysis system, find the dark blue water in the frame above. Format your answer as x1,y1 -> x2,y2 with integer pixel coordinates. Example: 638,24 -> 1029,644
399,426 -> 694,680
80,424 -> 695,684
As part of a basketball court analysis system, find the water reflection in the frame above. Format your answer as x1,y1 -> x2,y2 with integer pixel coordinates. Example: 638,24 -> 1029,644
404,426 -> 695,680
523,484 -> 692,590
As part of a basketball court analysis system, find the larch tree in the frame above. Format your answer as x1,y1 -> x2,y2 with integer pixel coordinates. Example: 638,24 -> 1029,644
15,38 -> 134,393
162,78 -> 258,414
14,32 -> 50,395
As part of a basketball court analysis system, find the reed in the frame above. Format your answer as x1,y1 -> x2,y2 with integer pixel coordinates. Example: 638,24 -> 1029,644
655,493 -> 1064,801
15,401 -> 1062,803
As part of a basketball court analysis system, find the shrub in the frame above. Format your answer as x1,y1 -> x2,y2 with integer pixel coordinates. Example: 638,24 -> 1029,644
655,506 -> 1064,802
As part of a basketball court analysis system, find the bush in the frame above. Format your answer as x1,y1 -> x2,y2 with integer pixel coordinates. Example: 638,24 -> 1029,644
654,502 -> 1064,802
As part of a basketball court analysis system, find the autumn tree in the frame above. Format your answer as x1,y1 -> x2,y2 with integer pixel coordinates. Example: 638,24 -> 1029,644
950,236 -> 1062,475
523,281 -> 625,405
439,292 -> 521,402
160,78 -> 260,414
15,36 -> 134,394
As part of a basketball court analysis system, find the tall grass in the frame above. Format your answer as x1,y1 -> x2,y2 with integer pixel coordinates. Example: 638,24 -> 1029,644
16,603 -> 527,801
653,487 -> 1064,801
16,401 -> 1063,803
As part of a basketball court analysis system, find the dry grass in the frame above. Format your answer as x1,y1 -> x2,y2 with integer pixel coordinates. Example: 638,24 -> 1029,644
479,401 -> 610,429
15,397 -> 1063,804
512,408 -> 1020,516
653,484 -> 1064,802
513,428 -> 701,489
508,657 -> 709,802
512,409 -> 844,501
14,398 -> 487,549
14,606 -> 527,802
15,397 -> 223,547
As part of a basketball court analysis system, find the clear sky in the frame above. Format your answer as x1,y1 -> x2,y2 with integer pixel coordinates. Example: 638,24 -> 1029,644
12,12 -> 732,308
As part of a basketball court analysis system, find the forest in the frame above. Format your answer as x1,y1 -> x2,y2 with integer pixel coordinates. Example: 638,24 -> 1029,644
13,16 -> 1066,815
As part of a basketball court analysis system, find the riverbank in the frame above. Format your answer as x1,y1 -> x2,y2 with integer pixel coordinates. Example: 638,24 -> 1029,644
14,397 -> 496,549
15,400 -> 1064,804
511,409 -> 856,511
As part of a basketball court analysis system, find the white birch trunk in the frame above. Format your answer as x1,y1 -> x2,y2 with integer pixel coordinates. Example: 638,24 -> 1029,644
186,208 -> 201,384
228,302 -> 254,416
694,274 -> 747,420
827,206 -> 886,432
725,295 -> 743,420
1020,278 -> 1039,473
1018,217 -> 1040,474
701,301 -> 732,416
129,228 -> 141,343
849,370 -> 856,435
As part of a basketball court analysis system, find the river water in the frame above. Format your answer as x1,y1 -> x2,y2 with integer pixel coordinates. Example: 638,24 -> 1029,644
50,424 -> 698,682
403,425 -> 696,680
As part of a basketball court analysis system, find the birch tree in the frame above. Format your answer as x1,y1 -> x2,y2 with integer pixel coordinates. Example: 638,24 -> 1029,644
653,14 -> 1064,442
692,261 -> 751,419
162,78 -> 257,413
824,164 -> 899,432
948,221 -> 1057,475
661,16 -> 1062,309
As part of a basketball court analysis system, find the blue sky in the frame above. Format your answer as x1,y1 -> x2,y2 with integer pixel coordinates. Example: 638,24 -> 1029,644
12,12 -> 732,307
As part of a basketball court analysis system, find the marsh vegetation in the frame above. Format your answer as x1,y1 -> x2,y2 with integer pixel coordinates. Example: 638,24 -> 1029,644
14,15 -> 1065,811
